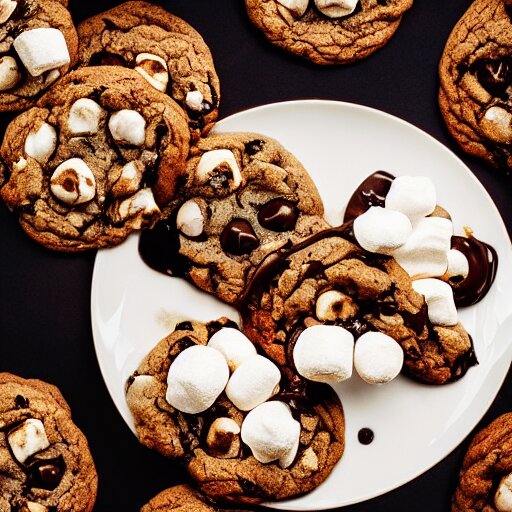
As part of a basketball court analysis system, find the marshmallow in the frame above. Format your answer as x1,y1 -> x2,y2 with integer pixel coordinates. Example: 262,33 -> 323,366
176,199 -> 204,238
166,345 -> 229,414
68,98 -> 103,135
135,53 -> 169,93
207,328 -> 257,372
26,503 -> 48,512
50,158 -> 96,205
315,289 -> 357,322
353,206 -> 412,254
117,188 -> 160,229
495,473 -> 512,512
13,28 -> 70,77
7,418 -> 50,464
393,217 -> 453,278
445,249 -> 469,282
481,106 -> 512,144
412,278 -> 458,326
293,325 -> 354,383
276,0 -> 308,17
24,123 -> 57,164
109,110 -> 146,146
111,161 -> 143,197
385,176 -> 436,223
354,332 -> 403,384
0,56 -> 21,91
206,417 -> 241,458
0,0 -> 17,24
186,90 -> 204,112
225,355 -> 280,411
241,401 -> 300,468
195,149 -> 242,190
314,0 -> 359,18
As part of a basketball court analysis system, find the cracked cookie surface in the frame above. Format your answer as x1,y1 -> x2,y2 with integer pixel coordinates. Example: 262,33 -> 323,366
0,66 -> 190,251
245,0 -> 413,65
0,373 -> 97,512
141,485 -> 217,512
439,0 -> 512,170
77,1 -> 220,141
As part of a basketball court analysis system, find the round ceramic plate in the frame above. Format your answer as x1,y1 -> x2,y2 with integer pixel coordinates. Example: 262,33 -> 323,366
91,100 -> 512,510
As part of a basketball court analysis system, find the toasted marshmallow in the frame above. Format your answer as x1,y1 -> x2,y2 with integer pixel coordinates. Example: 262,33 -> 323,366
111,161 -> 143,197
166,345 -> 229,414
225,355 -> 280,411
241,401 -> 300,468
277,0 -> 308,17
445,249 -> 469,282
393,217 -> 453,277
354,332 -> 403,384
109,109 -> 146,146
186,90 -> 204,112
195,149 -> 242,190
117,188 -> 160,229
0,56 -> 21,91
314,0 -> 359,18
68,98 -> 103,135
385,176 -> 436,223
135,53 -> 169,93
207,328 -> 257,372
7,418 -> 50,463
412,278 -> 458,326
13,28 -> 70,77
24,123 -> 57,164
176,199 -> 204,238
206,417 -> 241,458
495,473 -> 512,512
353,206 -> 412,254
26,503 -> 48,512
293,325 -> 354,383
481,106 -> 512,144
50,158 -> 96,205
315,290 -> 357,322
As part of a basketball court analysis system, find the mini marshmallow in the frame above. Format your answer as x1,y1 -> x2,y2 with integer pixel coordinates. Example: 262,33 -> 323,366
225,355 -> 280,411
445,249 -> 469,282
24,123 -> 57,164
241,401 -> 300,468
166,345 -> 229,414
293,325 -> 354,383
186,90 -> 204,112
50,158 -> 96,205
109,109 -> 146,146
354,332 -> 404,384
495,473 -> 512,512
207,328 -> 257,372
0,56 -> 21,91
412,278 -> 458,326
353,206 -> 412,254
68,98 -> 103,135
385,176 -> 436,223
195,149 -> 242,190
314,0 -> 359,18
13,28 -> 70,77
117,188 -> 160,229
7,418 -> 50,464
276,0 -> 308,16
176,199 -> 204,238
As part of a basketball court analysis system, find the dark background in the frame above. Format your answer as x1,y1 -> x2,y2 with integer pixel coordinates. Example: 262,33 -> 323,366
1,0 -> 511,510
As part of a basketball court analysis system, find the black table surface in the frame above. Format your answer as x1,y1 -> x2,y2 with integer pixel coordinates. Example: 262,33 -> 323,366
1,0 -> 511,510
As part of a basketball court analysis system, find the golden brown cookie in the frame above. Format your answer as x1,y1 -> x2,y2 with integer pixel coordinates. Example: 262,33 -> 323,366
77,1 -> 220,141
141,485 -> 217,512
439,0 -> 512,170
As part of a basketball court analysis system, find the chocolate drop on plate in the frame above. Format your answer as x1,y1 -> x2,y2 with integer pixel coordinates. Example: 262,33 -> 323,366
257,198 -> 299,232
220,219 -> 260,255
358,428 -> 374,445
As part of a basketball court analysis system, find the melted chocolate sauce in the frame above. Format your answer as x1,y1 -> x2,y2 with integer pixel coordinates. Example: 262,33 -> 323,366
358,428 -> 374,445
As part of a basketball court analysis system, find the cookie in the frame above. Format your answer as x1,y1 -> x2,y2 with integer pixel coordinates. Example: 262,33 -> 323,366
0,373 -> 97,512
126,318 -> 345,504
139,132 -> 328,305
141,485 -> 216,512
245,0 -> 413,65
0,66 -> 190,251
77,1 -> 220,141
0,0 -> 78,111
439,0 -> 512,170
452,413 -> 512,512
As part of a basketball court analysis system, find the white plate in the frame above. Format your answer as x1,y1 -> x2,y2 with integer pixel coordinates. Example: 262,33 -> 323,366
91,100 -> 512,510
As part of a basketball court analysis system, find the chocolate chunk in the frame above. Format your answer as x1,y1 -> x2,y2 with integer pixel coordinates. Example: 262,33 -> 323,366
220,219 -> 260,256
15,395 -> 29,409
244,139 -> 265,156
28,456 -> 65,491
257,198 -> 299,232
89,51 -> 127,67
474,57 -> 512,98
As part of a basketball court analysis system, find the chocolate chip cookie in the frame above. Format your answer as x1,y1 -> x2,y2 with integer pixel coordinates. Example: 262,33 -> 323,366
77,1 -> 220,141
126,318 -> 345,505
0,0 -> 78,112
141,485 -> 216,512
245,0 -> 413,65
0,373 -> 97,512
139,132 -> 328,305
452,413 -> 512,512
439,0 -> 512,170
0,66 -> 190,251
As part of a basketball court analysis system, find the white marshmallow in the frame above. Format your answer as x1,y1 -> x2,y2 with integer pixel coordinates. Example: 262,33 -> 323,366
495,473 -> 512,512
353,206 -> 412,254
195,149 -> 242,190
109,110 -> 146,146
26,503 -> 48,512
117,188 -> 160,229
446,249 -> 469,281
186,90 -> 204,112
7,418 -> 50,464
13,28 -> 70,77
293,325 -> 354,383
0,56 -> 21,91
314,0 -> 359,18
481,106 -> 512,144
412,278 -> 458,326
24,123 -> 57,164
207,328 -> 257,372
176,199 -> 204,238
241,401 -> 300,468
385,176 -> 436,223
135,53 -> 169,93
354,332 -> 403,384
68,98 -> 103,135
393,217 -> 453,278
50,158 -> 96,205
225,355 -> 280,411
276,0 -> 308,17
0,0 -> 17,24
166,345 -> 229,414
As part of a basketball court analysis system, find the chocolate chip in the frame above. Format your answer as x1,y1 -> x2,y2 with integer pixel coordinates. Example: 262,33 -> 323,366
220,219 -> 260,256
474,57 -> 512,98
89,51 -> 127,67
175,321 -> 193,331
244,139 -> 265,156
28,456 -> 65,491
257,198 -> 299,232
15,395 -> 29,409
